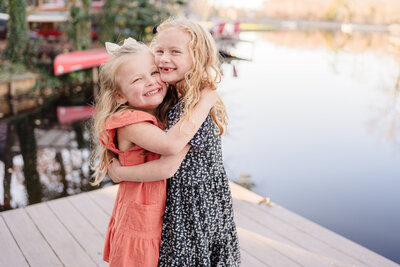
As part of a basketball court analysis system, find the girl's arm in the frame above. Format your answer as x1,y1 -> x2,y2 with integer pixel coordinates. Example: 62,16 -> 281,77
108,145 -> 190,182
120,88 -> 217,156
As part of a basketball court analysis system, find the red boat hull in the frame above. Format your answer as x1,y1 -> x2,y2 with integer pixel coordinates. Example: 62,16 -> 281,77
57,106 -> 95,123
54,48 -> 110,75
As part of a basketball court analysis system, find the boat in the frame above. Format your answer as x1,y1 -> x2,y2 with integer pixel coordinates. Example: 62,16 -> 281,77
57,106 -> 95,123
53,48 -> 110,75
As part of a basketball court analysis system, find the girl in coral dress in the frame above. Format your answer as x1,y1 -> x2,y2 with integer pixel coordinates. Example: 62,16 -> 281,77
90,38 -> 216,267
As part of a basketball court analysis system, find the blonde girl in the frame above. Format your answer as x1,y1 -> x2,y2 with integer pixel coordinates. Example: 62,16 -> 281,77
109,17 -> 241,266
91,37 -> 216,267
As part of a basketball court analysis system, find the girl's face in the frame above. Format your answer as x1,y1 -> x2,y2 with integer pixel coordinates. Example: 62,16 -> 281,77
154,28 -> 193,85
115,51 -> 167,115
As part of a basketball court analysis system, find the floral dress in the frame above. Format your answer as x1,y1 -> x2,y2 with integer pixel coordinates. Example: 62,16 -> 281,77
158,99 -> 241,266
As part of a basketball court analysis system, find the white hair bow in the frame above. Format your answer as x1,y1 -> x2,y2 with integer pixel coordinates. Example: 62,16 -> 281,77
105,37 -> 138,55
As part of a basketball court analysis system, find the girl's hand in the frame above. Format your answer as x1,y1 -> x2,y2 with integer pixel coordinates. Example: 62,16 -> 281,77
108,157 -> 123,183
200,87 -> 218,109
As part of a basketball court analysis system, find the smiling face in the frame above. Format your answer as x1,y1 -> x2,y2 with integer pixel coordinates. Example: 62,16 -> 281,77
115,50 -> 167,115
153,27 -> 193,85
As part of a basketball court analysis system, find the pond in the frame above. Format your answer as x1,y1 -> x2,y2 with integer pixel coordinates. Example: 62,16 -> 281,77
220,31 -> 400,264
0,29 -> 399,264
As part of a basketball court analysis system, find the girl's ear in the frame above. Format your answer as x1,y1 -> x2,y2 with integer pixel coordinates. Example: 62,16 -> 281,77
114,91 -> 128,105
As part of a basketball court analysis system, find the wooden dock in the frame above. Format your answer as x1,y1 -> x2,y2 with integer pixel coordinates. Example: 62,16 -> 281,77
1,182 -> 398,267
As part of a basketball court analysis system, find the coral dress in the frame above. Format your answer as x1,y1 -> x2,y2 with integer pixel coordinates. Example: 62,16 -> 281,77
102,110 -> 166,267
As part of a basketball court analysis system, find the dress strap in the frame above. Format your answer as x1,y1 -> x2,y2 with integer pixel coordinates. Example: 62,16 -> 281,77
105,110 -> 158,129
101,110 -> 158,153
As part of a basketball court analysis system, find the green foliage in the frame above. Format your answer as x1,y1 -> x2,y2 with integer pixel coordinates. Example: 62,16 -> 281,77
0,61 -> 25,80
113,0 -> 185,42
35,67 -> 62,91
67,68 -> 93,84
97,0 -> 119,43
323,0 -> 353,22
23,38 -> 42,68
0,0 -> 8,12
4,0 -> 28,65
68,0 -> 92,50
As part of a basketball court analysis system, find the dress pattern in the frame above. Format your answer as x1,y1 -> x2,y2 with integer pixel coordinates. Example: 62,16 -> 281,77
158,99 -> 241,267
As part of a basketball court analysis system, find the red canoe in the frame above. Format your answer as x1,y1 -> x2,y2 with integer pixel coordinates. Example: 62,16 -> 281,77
53,48 -> 110,75
57,106 -> 95,123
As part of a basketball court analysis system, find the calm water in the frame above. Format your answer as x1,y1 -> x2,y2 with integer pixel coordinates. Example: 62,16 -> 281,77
220,31 -> 400,263
0,30 -> 399,263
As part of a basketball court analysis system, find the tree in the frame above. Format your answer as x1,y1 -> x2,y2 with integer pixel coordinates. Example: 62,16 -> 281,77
0,0 -> 8,13
97,0 -> 119,44
4,0 -> 28,65
68,0 -> 92,51
97,0 -> 186,44
115,0 -> 186,42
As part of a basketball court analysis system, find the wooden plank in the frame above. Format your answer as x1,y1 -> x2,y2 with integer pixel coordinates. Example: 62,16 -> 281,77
47,198 -> 108,267
235,205 -> 354,267
25,202 -> 96,267
257,202 -> 400,267
0,216 -> 29,267
230,181 -> 265,203
87,186 -> 118,215
234,208 -> 300,248
1,208 -> 62,267
237,227 -> 301,267
234,199 -> 366,266
230,182 -> 399,266
240,249 -> 269,267
68,193 -> 109,236
1,181 -> 396,267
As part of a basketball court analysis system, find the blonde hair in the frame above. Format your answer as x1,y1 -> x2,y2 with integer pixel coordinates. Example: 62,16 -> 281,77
90,41 -> 169,186
152,17 -> 228,135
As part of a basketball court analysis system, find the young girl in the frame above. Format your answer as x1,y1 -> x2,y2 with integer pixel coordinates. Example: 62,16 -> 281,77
108,17 -> 241,266
91,37 -> 216,266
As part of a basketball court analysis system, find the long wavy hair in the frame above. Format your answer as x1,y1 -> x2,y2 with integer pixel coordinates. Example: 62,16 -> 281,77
152,17 -> 228,135
90,41 -> 172,186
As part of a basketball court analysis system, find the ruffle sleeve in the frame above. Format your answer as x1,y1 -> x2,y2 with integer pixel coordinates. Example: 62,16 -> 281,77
101,110 -> 159,153
105,110 -> 158,130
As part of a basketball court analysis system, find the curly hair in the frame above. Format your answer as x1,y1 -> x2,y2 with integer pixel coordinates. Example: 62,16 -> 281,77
152,16 -> 228,135
90,41 -> 172,186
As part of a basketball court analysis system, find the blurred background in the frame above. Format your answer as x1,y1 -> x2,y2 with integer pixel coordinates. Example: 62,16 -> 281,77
0,0 -> 399,264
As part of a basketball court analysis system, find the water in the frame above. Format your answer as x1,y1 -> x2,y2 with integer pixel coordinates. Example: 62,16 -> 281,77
0,30 -> 399,263
220,31 -> 400,263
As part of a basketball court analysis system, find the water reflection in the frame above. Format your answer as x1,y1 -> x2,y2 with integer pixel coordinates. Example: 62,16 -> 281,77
260,30 -> 396,53
16,115 -> 42,204
367,58 -> 400,147
0,122 -> 96,210
0,83 -> 100,211
220,30 -> 400,263
257,30 -> 400,147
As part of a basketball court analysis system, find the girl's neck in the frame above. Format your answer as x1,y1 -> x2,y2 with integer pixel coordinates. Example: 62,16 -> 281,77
144,109 -> 156,116
133,107 -> 156,116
